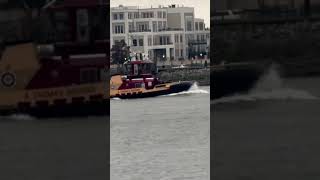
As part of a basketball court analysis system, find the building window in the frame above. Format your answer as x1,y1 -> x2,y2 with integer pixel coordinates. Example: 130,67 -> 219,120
128,13 -> 132,19
148,36 -> 152,46
150,12 -> 154,18
152,21 -> 157,32
163,21 -> 166,29
195,22 -> 199,31
134,12 -> 139,18
114,24 -> 124,34
181,49 -> 183,57
163,12 -> 166,18
119,13 -> 124,20
138,23 -> 149,32
180,35 -> 183,43
187,21 -> 192,31
113,13 -> 118,20
129,22 -> 134,32
132,39 -> 137,46
139,39 -> 144,46
199,22 -> 204,30
158,21 -> 162,31
157,11 -> 162,18
142,12 -> 147,18
175,49 -> 179,57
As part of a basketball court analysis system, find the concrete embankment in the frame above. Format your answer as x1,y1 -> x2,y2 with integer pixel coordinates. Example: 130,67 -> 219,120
214,19 -> 320,77
157,68 -> 210,86
278,58 -> 320,77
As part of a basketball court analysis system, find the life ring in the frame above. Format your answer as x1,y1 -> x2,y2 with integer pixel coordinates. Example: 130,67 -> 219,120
1,72 -> 16,87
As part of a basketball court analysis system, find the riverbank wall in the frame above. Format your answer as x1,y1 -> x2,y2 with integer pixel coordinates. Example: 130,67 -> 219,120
157,68 -> 210,86
213,18 -> 320,77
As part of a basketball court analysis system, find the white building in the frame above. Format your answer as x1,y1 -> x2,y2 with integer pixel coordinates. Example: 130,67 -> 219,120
110,4 -> 210,63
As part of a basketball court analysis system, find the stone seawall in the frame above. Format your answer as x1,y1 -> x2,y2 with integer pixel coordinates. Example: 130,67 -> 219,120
213,20 -> 320,76
157,68 -> 210,86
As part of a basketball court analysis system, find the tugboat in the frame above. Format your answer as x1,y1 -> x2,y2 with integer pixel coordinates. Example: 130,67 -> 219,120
211,61 -> 269,99
110,53 -> 193,99
0,0 -> 109,117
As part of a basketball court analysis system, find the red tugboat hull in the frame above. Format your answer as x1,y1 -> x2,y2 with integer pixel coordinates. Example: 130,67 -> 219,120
0,1 -> 110,118
111,81 -> 193,99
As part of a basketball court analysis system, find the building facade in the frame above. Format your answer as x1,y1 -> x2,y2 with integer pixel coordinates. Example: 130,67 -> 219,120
110,4 -> 210,63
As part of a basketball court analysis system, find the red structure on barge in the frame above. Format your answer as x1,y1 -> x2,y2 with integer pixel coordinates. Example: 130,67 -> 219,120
0,0 -> 109,117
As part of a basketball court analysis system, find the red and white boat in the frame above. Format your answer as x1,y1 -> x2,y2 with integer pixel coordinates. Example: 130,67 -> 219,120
0,0 -> 109,117
110,53 -> 193,99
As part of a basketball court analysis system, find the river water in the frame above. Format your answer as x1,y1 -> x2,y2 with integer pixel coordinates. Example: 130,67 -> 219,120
212,66 -> 320,180
111,84 -> 210,180
0,116 -> 108,180
4,63 -> 320,180
0,84 -> 209,180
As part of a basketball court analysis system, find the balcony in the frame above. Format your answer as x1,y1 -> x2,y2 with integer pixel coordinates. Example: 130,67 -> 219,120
129,29 -> 152,33
158,28 -> 184,32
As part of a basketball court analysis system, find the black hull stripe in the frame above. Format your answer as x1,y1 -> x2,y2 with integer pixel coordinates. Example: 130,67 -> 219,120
0,99 -> 109,118
113,82 -> 193,99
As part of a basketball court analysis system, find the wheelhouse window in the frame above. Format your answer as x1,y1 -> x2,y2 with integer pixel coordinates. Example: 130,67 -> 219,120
135,83 -> 142,88
53,11 -> 71,41
124,64 -> 132,74
80,68 -> 99,83
100,68 -> 108,81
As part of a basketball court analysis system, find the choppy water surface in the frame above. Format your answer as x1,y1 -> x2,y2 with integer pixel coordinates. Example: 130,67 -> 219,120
111,84 -> 210,180
0,116 -> 108,179
212,65 -> 320,179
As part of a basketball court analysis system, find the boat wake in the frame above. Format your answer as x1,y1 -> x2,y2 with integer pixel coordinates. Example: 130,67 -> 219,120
212,89 -> 318,104
111,97 -> 122,101
212,64 -> 318,105
162,82 -> 209,97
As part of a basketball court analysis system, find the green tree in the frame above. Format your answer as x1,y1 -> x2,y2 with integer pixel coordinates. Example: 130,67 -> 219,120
111,40 -> 130,68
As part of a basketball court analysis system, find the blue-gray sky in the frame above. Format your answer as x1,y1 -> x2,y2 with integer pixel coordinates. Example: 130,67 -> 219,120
111,0 -> 210,26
